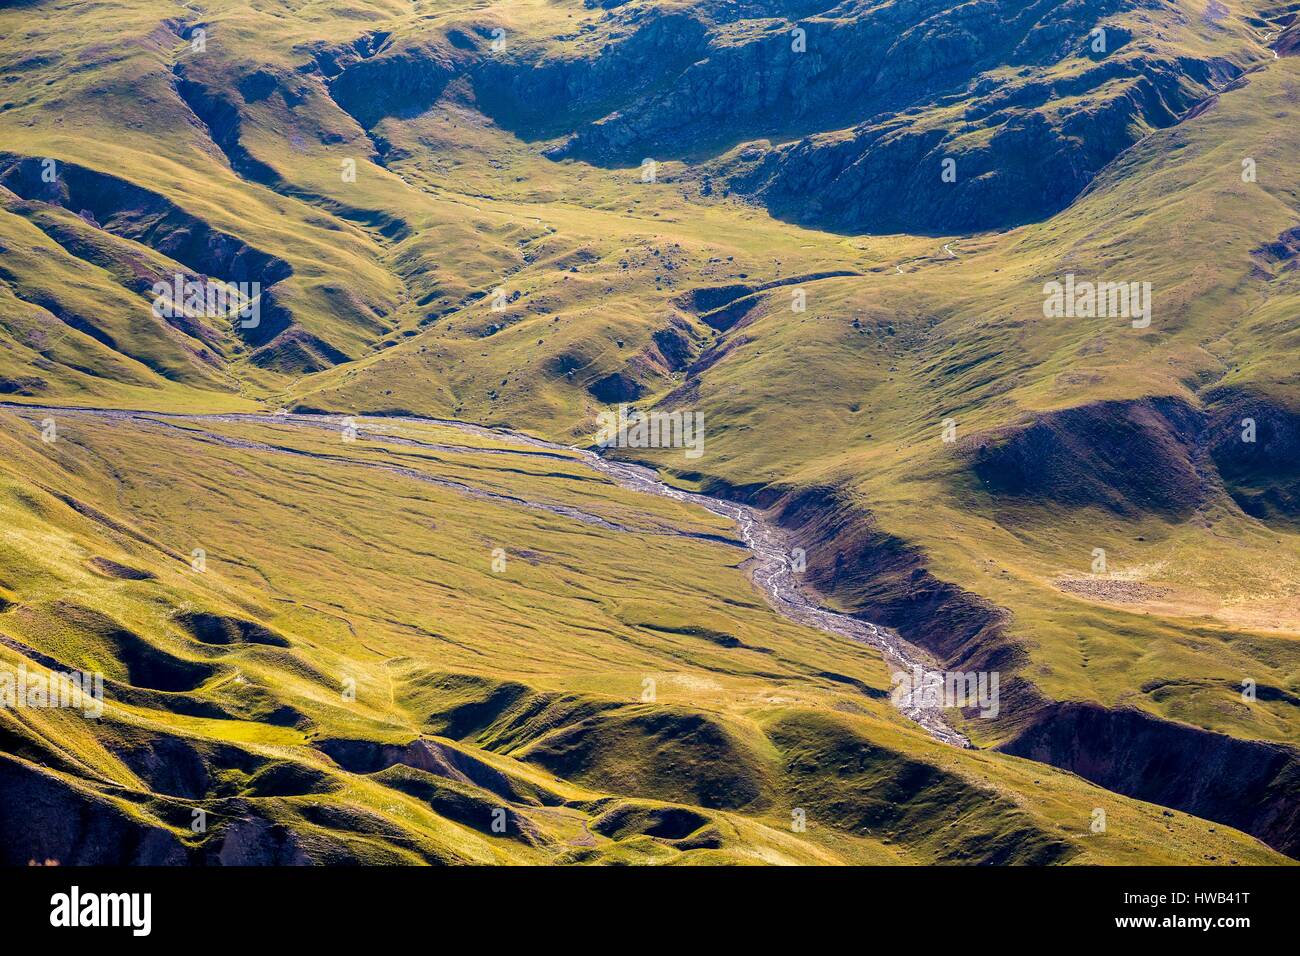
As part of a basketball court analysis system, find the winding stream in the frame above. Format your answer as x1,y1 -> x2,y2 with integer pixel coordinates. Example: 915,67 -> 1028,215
7,404 -> 969,747
561,450 -> 970,747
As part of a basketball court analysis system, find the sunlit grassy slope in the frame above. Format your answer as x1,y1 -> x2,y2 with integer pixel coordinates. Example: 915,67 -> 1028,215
583,52 -> 1300,752
0,409 -> 1283,863
0,0 -> 1297,861
283,3 -> 1300,763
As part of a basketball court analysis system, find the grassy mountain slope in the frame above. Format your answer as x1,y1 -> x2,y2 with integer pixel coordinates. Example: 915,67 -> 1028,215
0,408 -> 1283,863
0,0 -> 1297,862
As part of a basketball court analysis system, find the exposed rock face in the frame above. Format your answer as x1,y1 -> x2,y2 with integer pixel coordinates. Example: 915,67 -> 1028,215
210,814 -> 314,865
289,0 -> 1248,234
731,56 -> 1210,234
504,0 -> 1233,233
472,11 -> 711,138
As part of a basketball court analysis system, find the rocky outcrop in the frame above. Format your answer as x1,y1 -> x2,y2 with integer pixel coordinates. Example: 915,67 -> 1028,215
530,0 -> 1230,233
728,46 -> 1227,233
289,0 -> 1244,234
474,11 -> 710,139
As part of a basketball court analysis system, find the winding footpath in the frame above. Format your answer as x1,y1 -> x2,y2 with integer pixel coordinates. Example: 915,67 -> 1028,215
6,404 -> 969,747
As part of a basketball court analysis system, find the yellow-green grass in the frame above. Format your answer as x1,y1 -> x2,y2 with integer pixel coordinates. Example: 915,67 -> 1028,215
595,53 -> 1300,748
1,0 -> 1297,861
0,409 -> 1285,862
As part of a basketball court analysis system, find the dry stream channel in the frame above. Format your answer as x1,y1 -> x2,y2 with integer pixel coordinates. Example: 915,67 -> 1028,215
11,405 -> 969,746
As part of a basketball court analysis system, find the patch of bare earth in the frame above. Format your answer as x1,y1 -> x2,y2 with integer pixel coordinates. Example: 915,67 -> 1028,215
1056,577 -> 1300,634
1056,578 -> 1173,604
